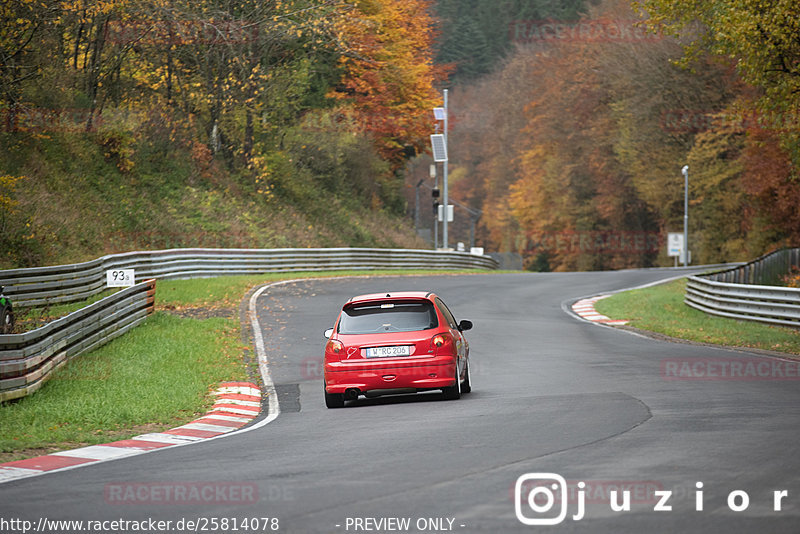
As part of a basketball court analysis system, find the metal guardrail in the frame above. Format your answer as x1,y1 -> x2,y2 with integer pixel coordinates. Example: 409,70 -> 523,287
699,248 -> 800,286
0,247 -> 499,308
685,248 -> 800,328
0,247 -> 495,401
0,279 -> 156,402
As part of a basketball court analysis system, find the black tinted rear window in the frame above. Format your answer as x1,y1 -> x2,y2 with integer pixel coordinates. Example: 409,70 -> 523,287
338,300 -> 438,334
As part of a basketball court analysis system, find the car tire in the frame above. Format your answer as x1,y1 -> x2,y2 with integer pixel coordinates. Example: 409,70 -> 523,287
324,384 -> 345,409
461,360 -> 472,394
442,368 -> 461,400
0,306 -> 13,334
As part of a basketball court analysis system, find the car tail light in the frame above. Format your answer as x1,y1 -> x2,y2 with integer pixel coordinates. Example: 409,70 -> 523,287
325,339 -> 344,361
430,333 -> 454,354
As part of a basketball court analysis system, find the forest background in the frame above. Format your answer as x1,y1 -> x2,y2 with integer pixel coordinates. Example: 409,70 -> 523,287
1,0 -> 798,271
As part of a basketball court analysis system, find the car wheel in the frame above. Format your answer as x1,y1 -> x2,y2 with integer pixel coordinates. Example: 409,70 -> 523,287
442,366 -> 461,400
0,306 -> 12,334
461,360 -> 472,394
324,383 -> 345,409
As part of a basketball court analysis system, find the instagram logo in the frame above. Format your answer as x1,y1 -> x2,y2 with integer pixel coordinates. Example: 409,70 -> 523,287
515,473 -> 569,525
514,472 -> 792,524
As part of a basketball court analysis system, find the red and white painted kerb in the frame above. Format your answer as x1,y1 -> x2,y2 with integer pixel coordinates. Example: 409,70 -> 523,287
0,382 -> 261,483
572,295 -> 628,325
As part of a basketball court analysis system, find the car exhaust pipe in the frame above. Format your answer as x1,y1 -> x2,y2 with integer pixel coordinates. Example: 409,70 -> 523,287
344,388 -> 360,401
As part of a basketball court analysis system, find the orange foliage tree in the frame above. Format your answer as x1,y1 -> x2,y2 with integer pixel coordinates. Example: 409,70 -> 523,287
508,40 -> 658,271
740,127 -> 800,248
330,0 -> 442,166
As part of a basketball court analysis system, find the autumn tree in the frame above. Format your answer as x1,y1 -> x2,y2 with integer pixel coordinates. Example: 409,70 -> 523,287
636,0 -> 800,163
0,0 -> 60,129
636,0 -> 800,111
684,113 -> 747,263
330,0 -> 441,166
509,37 -> 660,271
636,0 -> 800,253
740,125 -> 800,249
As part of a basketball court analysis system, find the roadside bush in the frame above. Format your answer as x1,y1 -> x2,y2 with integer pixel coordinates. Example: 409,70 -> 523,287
783,266 -> 800,288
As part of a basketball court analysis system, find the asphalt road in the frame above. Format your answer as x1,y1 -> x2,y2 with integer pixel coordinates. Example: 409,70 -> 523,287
2,269 -> 799,533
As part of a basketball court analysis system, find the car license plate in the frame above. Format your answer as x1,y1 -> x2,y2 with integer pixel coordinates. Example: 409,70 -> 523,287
365,345 -> 411,358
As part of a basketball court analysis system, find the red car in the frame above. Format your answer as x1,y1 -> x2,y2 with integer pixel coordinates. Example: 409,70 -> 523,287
323,291 -> 473,408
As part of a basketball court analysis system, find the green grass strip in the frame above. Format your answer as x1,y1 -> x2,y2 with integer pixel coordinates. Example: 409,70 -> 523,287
594,278 -> 800,356
0,314 -> 245,461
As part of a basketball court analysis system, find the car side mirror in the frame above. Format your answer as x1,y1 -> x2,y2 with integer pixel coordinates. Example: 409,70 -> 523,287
458,320 -> 473,332
324,328 -> 334,339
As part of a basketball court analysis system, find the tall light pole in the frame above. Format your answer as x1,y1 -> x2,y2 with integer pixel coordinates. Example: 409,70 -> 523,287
430,93 -> 450,250
442,89 -> 449,250
682,165 -> 689,267
414,177 -> 424,234
430,164 -> 438,249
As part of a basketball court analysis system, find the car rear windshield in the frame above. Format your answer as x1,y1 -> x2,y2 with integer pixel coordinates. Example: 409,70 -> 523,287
338,300 -> 438,334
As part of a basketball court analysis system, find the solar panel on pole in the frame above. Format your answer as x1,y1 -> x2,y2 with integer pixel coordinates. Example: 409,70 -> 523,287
430,134 -> 448,162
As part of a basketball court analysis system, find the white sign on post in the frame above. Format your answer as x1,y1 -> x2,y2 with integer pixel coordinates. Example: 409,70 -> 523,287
667,233 -> 684,257
107,269 -> 135,287
437,204 -> 454,222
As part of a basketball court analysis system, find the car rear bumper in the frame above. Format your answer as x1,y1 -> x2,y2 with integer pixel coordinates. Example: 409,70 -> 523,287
324,357 -> 457,394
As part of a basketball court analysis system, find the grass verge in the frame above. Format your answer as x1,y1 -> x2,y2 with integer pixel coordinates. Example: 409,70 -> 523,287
0,314 -> 245,462
0,268 -> 487,461
594,278 -> 800,356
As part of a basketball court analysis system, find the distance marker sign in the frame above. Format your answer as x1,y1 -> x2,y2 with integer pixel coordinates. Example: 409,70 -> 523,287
106,269 -> 135,287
